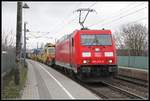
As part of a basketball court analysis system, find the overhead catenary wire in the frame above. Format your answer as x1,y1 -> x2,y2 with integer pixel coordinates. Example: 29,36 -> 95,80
88,2 -> 97,8
125,17 -> 147,24
47,2 -> 83,36
106,15 -> 147,27
105,17 -> 148,30
30,3 -> 83,39
88,2 -> 146,27
88,5 -> 147,28
117,2 -> 145,17
100,6 -> 147,27
55,2 -> 98,35
27,30 -> 50,38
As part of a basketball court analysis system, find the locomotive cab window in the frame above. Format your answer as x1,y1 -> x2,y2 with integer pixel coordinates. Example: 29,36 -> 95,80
48,47 -> 55,54
80,34 -> 112,46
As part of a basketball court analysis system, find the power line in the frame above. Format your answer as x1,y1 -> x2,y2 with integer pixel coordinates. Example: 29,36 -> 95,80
89,3 -> 145,27
27,30 -> 56,39
108,17 -> 147,29
101,6 -> 147,27
55,3 -> 98,35
55,2 -> 97,34
48,2 -> 83,35
88,2 -> 146,27
127,17 -> 147,23
89,6 -> 147,28
117,2 -> 145,16
88,2 -> 97,8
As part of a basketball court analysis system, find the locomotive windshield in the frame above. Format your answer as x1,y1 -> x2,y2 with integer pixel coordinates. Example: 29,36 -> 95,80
48,47 -> 55,54
81,34 -> 112,46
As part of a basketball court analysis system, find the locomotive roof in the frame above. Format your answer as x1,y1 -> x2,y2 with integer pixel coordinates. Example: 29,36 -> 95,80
76,29 -> 112,33
44,43 -> 55,47
56,29 -> 112,44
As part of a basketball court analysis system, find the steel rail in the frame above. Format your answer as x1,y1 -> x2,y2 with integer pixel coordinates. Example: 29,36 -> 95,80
101,81 -> 147,100
115,75 -> 148,87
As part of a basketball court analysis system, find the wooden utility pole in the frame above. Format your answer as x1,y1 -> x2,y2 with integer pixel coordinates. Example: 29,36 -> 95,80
36,42 -> 38,56
15,1 -> 22,85
23,22 -> 27,67
23,3 -> 29,67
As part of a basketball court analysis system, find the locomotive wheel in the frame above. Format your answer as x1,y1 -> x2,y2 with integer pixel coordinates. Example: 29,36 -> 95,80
64,68 -> 68,74
49,61 -> 52,66
51,59 -> 55,67
112,72 -> 118,78
68,69 -> 76,79
46,60 -> 49,65
76,72 -> 83,80
111,66 -> 118,78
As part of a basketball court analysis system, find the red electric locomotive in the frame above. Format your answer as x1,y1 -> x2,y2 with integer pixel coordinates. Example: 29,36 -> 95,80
55,29 -> 118,82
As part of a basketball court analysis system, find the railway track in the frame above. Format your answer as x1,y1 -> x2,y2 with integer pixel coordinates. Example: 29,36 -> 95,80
56,67 -> 148,99
38,63 -> 148,100
79,81 -> 147,100
101,81 -> 147,99
111,76 -> 148,98
115,75 -> 148,87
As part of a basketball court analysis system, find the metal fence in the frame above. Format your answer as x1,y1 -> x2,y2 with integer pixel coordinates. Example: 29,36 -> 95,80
1,47 -> 16,77
117,56 -> 148,70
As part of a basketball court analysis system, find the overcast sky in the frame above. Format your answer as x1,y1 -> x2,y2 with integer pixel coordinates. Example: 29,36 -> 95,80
2,1 -> 148,50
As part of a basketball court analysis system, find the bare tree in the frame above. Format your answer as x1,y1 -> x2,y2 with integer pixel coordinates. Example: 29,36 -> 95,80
113,30 -> 125,49
40,42 -> 44,49
8,30 -> 15,47
2,30 -> 16,50
118,23 -> 148,56
2,30 -> 9,51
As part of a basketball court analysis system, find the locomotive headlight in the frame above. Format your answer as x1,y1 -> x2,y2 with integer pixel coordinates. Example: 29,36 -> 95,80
83,60 -> 90,64
83,60 -> 87,64
95,48 -> 100,52
82,52 -> 91,57
104,52 -> 113,57
108,60 -> 112,63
